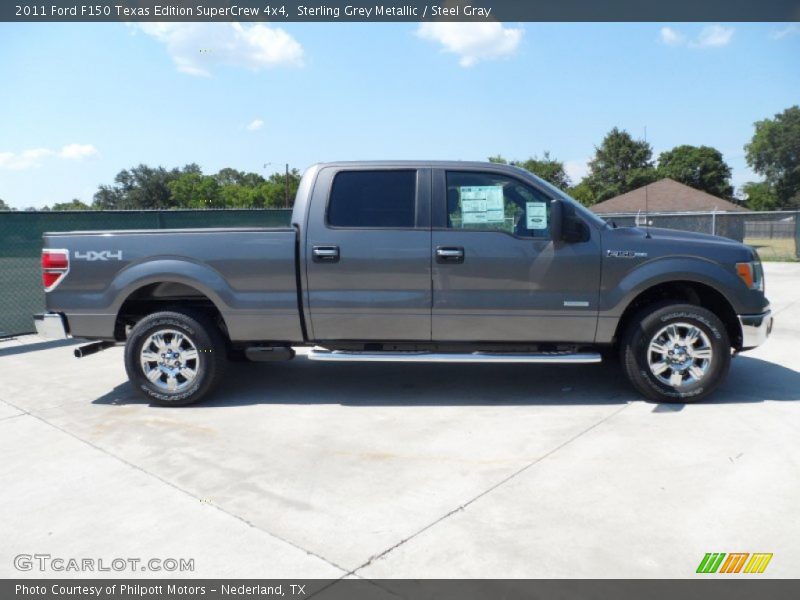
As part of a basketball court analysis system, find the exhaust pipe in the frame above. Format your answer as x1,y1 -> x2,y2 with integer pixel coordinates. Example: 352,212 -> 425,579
74,341 -> 115,358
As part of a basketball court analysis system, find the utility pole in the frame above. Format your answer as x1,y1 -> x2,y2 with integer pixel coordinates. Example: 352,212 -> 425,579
264,162 -> 291,208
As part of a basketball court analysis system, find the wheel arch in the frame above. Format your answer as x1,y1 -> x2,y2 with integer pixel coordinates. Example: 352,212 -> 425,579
613,280 -> 742,350
113,280 -> 230,342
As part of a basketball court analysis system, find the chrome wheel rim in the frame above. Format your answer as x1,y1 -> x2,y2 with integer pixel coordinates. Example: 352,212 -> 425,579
647,322 -> 713,388
140,329 -> 200,393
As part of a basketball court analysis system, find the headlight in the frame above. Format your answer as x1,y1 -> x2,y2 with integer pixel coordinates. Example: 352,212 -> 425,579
736,260 -> 764,291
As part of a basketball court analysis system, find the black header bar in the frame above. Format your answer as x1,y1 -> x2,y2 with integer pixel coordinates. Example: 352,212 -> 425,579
4,1 -> 800,22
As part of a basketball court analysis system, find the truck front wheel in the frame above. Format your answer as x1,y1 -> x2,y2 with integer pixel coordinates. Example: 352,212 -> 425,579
124,310 -> 227,406
621,302 -> 731,403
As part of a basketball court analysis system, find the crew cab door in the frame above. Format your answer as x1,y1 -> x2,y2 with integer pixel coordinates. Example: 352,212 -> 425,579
304,166 -> 432,341
431,168 -> 601,343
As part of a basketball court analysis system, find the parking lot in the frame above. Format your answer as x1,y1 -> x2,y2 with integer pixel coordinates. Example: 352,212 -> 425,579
1,263 -> 798,579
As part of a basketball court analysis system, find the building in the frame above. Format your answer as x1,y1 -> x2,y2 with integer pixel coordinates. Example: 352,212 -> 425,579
589,178 -> 747,241
590,178 -> 747,215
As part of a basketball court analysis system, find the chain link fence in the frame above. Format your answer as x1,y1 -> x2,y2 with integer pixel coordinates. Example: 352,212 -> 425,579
599,210 -> 800,262
0,209 -> 292,337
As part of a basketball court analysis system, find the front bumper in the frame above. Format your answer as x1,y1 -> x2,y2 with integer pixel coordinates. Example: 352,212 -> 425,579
34,313 -> 69,340
738,309 -> 773,350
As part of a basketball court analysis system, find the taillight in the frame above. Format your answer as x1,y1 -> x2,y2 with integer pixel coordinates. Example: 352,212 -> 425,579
42,249 -> 69,291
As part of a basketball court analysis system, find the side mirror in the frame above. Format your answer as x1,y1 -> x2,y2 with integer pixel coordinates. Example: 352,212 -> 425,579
549,199 -> 563,242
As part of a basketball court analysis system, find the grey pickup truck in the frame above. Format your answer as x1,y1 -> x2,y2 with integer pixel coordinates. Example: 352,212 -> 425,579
36,161 -> 772,406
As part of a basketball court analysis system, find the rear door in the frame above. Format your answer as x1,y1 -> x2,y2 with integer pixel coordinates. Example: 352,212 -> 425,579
431,168 -> 601,343
304,166 -> 432,341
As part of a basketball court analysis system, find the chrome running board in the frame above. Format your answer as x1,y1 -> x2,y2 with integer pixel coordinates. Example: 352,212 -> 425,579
307,348 -> 602,364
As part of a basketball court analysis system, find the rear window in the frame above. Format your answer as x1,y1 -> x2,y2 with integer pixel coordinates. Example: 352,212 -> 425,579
328,170 -> 416,228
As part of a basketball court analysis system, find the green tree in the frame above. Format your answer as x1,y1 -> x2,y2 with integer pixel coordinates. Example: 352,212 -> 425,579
258,168 -> 302,208
52,198 -> 91,211
745,106 -> 800,209
657,145 -> 733,198
741,181 -> 780,211
0,198 -> 10,210
568,181 -> 596,207
487,153 -> 571,190
215,168 -> 266,188
168,172 -> 224,208
93,164 -> 200,209
585,127 -> 658,202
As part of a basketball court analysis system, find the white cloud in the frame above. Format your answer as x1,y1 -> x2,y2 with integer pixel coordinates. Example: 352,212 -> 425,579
0,144 -> 97,170
692,25 -> 734,48
659,27 -> 686,46
564,159 -> 590,184
58,143 -> 98,160
416,22 -> 523,67
770,24 -> 800,40
136,23 -> 304,76
659,24 -> 734,48
0,148 -> 54,170
246,118 -> 265,132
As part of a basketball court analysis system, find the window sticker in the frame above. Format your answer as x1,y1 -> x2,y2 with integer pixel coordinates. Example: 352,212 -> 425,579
526,201 -> 548,229
460,186 -> 505,224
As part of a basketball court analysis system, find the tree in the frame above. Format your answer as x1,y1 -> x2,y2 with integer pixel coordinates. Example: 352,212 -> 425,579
90,163 -> 299,209
52,198 -> 91,211
745,106 -> 800,209
657,145 -> 733,198
585,127 -> 658,202
0,198 -> 10,210
92,164 -> 200,209
741,181 -> 780,211
168,172 -> 224,208
487,153 -> 571,190
568,181 -> 596,207
259,168 -> 302,207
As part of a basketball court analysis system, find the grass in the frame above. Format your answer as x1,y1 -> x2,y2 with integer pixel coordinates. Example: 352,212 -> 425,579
744,237 -> 799,262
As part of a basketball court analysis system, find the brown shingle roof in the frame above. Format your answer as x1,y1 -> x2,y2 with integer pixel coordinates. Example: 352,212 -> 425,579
590,178 -> 747,214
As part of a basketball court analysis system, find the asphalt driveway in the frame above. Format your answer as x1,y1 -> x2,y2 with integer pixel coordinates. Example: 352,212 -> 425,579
1,263 -> 798,578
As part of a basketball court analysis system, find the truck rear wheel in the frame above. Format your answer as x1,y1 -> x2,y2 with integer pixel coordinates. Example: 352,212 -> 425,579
124,310 -> 227,406
621,302 -> 731,403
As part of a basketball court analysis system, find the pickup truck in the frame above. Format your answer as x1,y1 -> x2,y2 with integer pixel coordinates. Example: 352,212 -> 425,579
36,161 -> 772,406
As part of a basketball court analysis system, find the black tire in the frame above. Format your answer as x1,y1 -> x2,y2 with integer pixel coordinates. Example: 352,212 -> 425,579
124,310 -> 227,406
621,302 -> 731,403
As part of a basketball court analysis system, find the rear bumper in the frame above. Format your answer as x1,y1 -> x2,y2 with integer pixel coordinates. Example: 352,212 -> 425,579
738,309 -> 773,350
34,313 -> 69,340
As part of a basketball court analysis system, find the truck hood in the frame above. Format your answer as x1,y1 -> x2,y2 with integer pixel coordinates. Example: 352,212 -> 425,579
603,225 -> 756,262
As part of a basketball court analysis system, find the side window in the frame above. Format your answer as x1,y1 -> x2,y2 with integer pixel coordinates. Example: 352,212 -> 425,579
328,170 -> 416,228
445,171 -> 552,238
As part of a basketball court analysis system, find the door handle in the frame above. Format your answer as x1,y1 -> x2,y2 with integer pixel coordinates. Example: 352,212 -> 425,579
312,245 -> 340,263
436,246 -> 464,264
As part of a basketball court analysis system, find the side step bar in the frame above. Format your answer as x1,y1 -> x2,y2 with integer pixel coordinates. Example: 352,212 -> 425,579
307,348 -> 601,364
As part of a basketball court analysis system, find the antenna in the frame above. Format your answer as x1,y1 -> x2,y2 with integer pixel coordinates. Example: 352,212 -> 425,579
643,125 -> 651,238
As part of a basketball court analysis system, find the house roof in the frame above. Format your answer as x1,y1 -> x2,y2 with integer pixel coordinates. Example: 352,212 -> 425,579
590,178 -> 747,214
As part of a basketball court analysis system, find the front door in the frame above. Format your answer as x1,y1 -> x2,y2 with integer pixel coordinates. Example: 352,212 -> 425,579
305,167 -> 432,342
431,169 -> 601,343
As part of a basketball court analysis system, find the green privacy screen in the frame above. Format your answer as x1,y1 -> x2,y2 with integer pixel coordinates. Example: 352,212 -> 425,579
0,209 -> 292,336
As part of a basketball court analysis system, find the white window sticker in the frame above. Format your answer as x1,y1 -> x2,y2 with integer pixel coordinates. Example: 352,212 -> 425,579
460,186 -> 504,224
526,201 -> 548,229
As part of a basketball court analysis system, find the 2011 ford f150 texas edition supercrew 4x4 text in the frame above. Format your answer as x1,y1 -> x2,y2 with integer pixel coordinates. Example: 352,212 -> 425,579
35,161 -> 772,405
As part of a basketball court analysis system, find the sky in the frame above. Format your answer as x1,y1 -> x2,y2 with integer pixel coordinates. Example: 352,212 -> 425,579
0,21 -> 798,209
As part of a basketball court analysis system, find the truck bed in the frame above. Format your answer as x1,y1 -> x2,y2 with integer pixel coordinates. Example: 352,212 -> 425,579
43,227 -> 305,343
